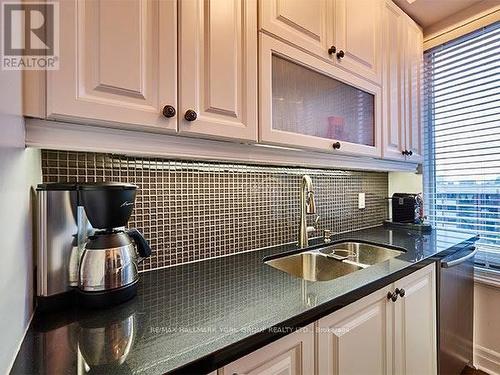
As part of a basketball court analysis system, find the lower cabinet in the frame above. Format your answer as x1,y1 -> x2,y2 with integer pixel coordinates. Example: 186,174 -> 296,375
317,287 -> 391,375
219,323 -> 315,375
220,264 -> 436,375
317,263 -> 436,375
393,263 -> 437,375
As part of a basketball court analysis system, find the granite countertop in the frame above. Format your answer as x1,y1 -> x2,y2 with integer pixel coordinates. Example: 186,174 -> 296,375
11,226 -> 477,375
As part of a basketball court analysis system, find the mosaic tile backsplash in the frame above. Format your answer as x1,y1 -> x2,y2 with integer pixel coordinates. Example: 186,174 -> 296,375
42,150 -> 389,272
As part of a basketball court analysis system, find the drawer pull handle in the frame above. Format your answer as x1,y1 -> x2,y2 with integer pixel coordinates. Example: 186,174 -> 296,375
332,142 -> 341,150
336,50 -> 345,59
328,45 -> 337,55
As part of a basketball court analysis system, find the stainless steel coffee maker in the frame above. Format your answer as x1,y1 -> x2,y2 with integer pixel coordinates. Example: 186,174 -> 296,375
37,183 -> 87,310
36,182 -> 151,310
77,183 -> 151,307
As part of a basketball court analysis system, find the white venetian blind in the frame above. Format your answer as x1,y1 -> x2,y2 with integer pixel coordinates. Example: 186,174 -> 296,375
423,21 -> 500,271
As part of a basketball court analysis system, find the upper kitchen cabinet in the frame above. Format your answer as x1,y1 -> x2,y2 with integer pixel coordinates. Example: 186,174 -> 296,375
259,0 -> 330,60
45,0 -> 177,131
260,0 -> 382,85
382,2 -> 423,163
260,34 -> 382,157
332,0 -> 382,84
27,0 -> 258,142
382,1 -> 405,161
179,0 -> 258,141
404,21 -> 424,163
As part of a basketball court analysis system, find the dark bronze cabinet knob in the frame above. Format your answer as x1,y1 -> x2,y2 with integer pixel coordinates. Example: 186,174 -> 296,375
184,109 -> 197,122
387,291 -> 398,302
402,150 -> 407,156
398,288 -> 406,298
328,45 -> 337,55
408,150 -> 413,156
336,50 -> 345,59
162,105 -> 176,118
332,141 -> 341,150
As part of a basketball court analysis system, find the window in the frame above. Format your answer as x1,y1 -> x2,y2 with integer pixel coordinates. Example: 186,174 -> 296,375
423,21 -> 500,272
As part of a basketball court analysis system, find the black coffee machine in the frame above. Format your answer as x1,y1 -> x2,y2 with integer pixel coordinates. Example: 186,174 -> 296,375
78,183 -> 151,308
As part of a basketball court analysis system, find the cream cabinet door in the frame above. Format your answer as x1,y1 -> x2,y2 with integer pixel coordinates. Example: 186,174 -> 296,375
404,21 -> 424,163
179,0 -> 258,142
382,0 -> 406,161
317,288 -> 392,375
394,264 -> 437,375
260,34 -> 382,158
259,0 -> 330,60
333,0 -> 382,85
220,324 -> 315,375
47,0 -> 177,131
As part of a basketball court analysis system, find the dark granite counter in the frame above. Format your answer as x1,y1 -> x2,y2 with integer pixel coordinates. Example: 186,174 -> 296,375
11,226 -> 477,375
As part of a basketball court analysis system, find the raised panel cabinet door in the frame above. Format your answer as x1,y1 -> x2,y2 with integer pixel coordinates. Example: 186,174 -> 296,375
382,0 -> 406,161
394,264 -> 437,375
404,22 -> 424,163
259,0 -> 330,60
333,0 -> 382,85
47,0 -> 177,131
220,324 -> 315,375
317,288 -> 392,375
179,0 -> 258,141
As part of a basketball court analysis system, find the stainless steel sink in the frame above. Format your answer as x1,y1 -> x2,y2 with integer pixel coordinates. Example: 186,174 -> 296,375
265,241 -> 404,282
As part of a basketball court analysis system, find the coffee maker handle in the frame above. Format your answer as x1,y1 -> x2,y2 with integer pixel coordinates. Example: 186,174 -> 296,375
127,229 -> 152,258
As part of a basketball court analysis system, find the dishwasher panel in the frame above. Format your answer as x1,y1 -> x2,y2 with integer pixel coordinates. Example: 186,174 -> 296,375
439,247 -> 477,375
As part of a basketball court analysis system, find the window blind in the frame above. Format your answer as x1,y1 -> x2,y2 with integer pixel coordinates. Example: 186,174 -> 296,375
423,21 -> 500,271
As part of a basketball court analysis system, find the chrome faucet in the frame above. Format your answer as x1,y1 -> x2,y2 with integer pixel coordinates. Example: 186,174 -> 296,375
298,175 -> 317,248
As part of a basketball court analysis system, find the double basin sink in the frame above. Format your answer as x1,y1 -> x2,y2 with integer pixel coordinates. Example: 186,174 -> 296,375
265,241 -> 404,282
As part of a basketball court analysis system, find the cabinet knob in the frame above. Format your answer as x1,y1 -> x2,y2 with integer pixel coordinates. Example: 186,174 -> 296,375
184,109 -> 197,122
332,141 -> 341,150
402,150 -> 408,156
336,50 -> 345,59
408,150 -> 413,156
328,45 -> 337,55
162,105 -> 176,118
387,291 -> 398,302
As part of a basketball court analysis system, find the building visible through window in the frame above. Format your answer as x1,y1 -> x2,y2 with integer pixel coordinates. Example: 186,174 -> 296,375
423,21 -> 500,271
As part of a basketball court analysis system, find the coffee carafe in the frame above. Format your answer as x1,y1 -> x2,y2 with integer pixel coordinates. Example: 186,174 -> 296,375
77,183 -> 151,308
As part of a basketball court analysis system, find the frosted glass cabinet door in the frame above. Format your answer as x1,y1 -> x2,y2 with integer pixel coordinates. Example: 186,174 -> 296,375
260,34 -> 382,157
